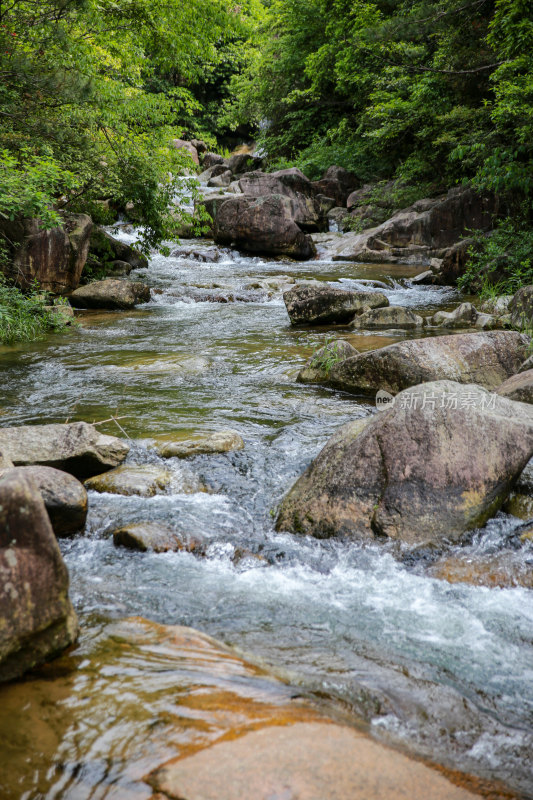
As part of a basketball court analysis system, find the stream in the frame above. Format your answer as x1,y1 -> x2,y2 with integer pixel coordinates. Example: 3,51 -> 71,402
1,231 -> 532,798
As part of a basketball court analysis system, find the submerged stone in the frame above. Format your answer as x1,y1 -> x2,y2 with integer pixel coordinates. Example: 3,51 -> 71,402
85,465 -> 172,497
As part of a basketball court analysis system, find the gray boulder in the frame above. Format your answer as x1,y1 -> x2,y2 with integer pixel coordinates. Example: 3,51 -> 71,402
430,302 -> 478,328
214,195 -> 316,260
112,523 -> 206,554
350,306 -> 424,330
284,284 -> 389,325
328,331 -> 529,396
0,471 -> 78,682
239,168 -> 321,231
85,465 -> 172,497
276,381 -> 533,546
69,279 -> 151,309
13,466 -> 87,536
0,421 -> 129,480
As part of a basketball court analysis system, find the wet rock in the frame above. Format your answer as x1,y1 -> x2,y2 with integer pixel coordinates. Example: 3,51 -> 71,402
283,284 -> 389,325
69,279 -> 151,309
515,456 -> 533,495
170,245 -> 222,263
518,354 -> 533,373
0,470 -> 78,682
154,430 -> 244,459
112,523 -> 206,554
276,381 -> 533,546
502,492 -> 533,520
327,207 -> 351,232
214,195 -> 316,260
12,466 -> 87,537
429,552 -> 533,589
350,306 -> 424,330
0,213 -> 93,293
430,302 -> 478,328
151,720 -> 477,800
473,312 -> 500,330
496,369 -> 533,404
0,421 -> 129,480
239,168 -> 322,232
85,465 -> 172,497
297,340 -> 359,384
89,227 -> 148,269
328,331 -> 529,396
509,285 -> 533,329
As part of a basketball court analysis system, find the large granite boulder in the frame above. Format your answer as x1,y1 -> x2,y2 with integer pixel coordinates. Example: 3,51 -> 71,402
213,195 -> 316,260
12,466 -> 87,536
276,381 -> 533,546
69,279 -> 151,309
0,471 -> 78,682
239,168 -> 321,231
328,331 -> 529,396
332,188 -> 500,265
0,422 -> 129,480
0,213 -> 92,293
284,284 -> 389,325
227,152 -> 263,174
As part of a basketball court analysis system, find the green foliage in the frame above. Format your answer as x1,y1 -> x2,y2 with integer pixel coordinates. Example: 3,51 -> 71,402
0,0 -> 260,251
0,276 -> 73,344
458,216 -> 533,297
228,0 -> 533,206
310,337 -> 345,375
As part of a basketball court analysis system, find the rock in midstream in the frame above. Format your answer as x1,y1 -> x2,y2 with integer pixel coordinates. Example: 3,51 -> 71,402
276,381 -> 533,547
283,283 -> 389,325
327,330 -> 529,396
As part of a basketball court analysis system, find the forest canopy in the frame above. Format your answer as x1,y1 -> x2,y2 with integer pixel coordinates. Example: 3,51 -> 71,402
0,0 -> 532,253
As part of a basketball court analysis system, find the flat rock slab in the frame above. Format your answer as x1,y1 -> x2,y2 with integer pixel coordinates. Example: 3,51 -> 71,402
151,721 -> 477,800
113,523 -> 206,553
0,421 -> 129,480
284,284 -> 389,325
154,430 -> 244,458
350,305 -> 424,330
86,465 -> 172,497
328,330 -> 529,395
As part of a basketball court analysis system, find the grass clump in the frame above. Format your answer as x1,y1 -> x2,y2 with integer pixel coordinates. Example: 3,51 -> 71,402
0,276 -> 73,344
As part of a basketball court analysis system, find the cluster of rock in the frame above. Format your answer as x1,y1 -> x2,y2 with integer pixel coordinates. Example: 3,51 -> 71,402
277,315 -> 533,551
282,282 -> 507,331
198,164 -> 360,259
0,421 -> 130,682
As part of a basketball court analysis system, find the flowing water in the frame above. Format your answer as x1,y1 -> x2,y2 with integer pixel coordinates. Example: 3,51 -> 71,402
1,231 -> 532,798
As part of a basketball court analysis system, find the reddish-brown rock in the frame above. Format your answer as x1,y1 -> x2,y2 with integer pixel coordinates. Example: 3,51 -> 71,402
0,471 -> 78,682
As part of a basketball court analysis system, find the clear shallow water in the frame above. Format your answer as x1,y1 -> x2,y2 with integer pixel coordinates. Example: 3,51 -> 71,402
1,234 -> 532,797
